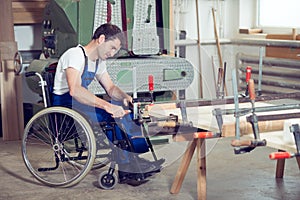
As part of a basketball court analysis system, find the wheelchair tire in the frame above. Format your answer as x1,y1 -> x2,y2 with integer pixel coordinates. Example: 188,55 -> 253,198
22,106 -> 96,187
98,171 -> 118,190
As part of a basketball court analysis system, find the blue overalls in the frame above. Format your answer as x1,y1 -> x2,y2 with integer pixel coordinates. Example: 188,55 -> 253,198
52,46 -> 149,164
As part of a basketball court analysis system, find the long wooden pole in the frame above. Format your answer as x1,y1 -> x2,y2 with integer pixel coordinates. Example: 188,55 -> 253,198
212,8 -> 223,69
195,0 -> 203,98
0,0 -> 24,140
212,7 -> 227,96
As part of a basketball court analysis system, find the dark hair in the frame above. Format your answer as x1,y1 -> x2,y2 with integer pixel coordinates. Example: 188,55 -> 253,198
92,23 -> 125,46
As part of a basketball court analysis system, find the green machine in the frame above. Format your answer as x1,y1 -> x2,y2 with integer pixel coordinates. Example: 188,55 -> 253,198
41,0 -> 171,58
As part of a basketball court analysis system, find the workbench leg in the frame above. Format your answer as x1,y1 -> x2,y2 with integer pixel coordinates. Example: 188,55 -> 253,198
275,150 -> 285,178
197,138 -> 206,200
170,139 -> 197,194
296,157 -> 300,170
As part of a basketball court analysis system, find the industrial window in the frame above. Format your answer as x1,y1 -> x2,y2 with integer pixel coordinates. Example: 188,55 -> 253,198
258,0 -> 300,28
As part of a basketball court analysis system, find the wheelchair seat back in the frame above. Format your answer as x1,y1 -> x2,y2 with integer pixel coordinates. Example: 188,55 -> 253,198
44,63 -> 57,107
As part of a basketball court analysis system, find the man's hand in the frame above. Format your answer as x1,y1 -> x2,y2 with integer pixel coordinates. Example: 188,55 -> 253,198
105,104 -> 131,118
123,96 -> 133,107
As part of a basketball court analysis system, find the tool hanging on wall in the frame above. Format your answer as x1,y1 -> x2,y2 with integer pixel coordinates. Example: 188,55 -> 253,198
212,7 -> 227,96
216,62 -> 227,99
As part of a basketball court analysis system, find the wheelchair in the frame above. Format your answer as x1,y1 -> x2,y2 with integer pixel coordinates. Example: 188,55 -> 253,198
22,65 -> 161,189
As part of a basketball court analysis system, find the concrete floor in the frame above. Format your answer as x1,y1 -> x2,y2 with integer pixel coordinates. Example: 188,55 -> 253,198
0,136 -> 299,200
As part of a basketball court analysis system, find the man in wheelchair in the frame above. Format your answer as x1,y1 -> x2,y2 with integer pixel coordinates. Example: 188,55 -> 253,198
51,23 -> 165,185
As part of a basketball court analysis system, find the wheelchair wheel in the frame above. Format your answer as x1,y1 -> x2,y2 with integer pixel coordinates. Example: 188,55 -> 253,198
22,106 -> 96,187
98,171 -> 118,190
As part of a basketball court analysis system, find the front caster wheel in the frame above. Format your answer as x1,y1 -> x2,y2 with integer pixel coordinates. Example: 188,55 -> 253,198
98,171 -> 118,190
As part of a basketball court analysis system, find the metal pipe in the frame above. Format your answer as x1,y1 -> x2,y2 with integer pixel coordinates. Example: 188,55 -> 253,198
257,47 -> 264,95
175,38 -> 300,48
238,53 -> 300,69
216,103 -> 300,116
232,38 -> 300,48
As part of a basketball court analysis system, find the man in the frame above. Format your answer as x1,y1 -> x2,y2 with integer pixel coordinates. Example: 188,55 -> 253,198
52,23 -> 164,185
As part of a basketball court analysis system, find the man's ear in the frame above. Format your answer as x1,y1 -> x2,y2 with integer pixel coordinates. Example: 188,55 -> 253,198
97,35 -> 105,45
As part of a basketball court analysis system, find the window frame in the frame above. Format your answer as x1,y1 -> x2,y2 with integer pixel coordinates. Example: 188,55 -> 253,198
256,0 -> 300,34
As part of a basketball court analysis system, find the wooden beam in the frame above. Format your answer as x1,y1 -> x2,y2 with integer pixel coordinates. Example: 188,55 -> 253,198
13,11 -> 45,24
12,0 -> 49,24
0,0 -> 23,140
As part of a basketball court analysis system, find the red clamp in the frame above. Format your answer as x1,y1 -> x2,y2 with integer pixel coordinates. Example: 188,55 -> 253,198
148,75 -> 154,92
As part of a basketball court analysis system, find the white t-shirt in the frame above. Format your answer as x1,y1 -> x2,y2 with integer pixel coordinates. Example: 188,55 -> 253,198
53,45 -> 107,95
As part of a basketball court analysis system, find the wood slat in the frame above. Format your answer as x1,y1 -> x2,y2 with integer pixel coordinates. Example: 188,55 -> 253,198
266,34 -> 300,60
12,0 -> 49,24
12,2 -> 48,12
12,0 -> 48,2
13,12 -> 44,24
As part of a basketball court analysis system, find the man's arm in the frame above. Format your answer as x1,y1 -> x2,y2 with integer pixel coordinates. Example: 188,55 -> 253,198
66,68 -> 128,118
96,71 -> 132,105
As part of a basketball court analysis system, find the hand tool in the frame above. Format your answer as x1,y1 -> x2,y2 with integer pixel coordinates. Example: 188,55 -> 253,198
244,66 -> 251,96
216,62 -> 227,99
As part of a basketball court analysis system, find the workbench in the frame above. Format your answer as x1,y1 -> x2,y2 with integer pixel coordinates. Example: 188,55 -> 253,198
148,101 -> 300,200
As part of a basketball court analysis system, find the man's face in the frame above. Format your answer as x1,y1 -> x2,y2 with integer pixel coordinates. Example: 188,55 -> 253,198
97,38 -> 121,60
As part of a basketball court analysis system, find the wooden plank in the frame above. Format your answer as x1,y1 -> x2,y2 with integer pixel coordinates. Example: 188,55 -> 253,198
266,34 -> 300,60
12,1 -> 48,11
12,0 -> 48,2
0,0 -> 23,141
239,28 -> 263,34
13,12 -> 44,24
266,34 -> 300,40
266,46 -> 300,60
1,60 -> 22,140
222,120 -> 284,137
0,42 -> 17,60
12,0 -> 49,24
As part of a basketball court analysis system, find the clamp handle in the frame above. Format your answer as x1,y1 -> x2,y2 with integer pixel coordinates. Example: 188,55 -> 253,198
245,66 -> 252,96
269,152 -> 292,160
148,75 -> 154,91
246,66 -> 252,82
248,79 -> 256,101
194,132 -> 221,139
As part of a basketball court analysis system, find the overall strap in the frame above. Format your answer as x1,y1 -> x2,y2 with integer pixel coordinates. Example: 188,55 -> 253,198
78,45 -> 99,73
78,46 -> 88,67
